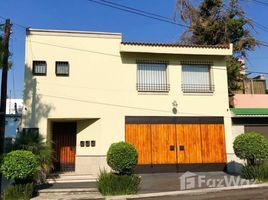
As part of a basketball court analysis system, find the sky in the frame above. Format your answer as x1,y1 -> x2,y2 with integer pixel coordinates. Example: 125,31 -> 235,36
1,0 -> 268,98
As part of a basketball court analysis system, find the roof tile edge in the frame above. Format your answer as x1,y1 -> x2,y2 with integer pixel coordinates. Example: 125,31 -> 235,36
121,41 -> 231,49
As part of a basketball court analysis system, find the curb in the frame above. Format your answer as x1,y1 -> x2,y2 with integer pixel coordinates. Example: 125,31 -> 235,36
38,188 -> 98,193
105,183 -> 268,200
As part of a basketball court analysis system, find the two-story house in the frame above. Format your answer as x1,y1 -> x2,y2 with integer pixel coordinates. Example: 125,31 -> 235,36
23,28 -> 233,175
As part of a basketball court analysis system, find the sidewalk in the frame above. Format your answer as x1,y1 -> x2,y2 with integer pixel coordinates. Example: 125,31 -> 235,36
32,183 -> 268,200
32,172 -> 264,200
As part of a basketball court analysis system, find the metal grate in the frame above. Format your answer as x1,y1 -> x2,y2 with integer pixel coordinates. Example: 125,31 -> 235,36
137,83 -> 170,92
182,84 -> 215,93
56,61 -> 69,76
33,61 -> 47,75
137,62 -> 169,92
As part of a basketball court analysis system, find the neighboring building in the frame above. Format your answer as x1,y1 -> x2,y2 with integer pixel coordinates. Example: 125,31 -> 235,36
5,99 -> 22,153
230,75 -> 268,138
5,99 -> 22,138
6,98 -> 23,115
23,28 -> 233,175
229,74 -> 268,173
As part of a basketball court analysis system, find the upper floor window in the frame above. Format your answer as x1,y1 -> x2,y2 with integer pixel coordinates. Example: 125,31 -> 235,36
182,64 -> 214,93
33,61 -> 46,76
56,61 -> 69,76
137,62 -> 169,92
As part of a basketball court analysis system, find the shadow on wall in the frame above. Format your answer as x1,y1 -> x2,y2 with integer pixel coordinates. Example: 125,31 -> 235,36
77,119 -> 100,134
23,65 -> 54,129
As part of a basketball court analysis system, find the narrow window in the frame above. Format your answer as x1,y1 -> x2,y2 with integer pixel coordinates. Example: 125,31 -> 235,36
137,62 -> 169,92
182,64 -> 214,93
56,61 -> 69,76
33,61 -> 46,75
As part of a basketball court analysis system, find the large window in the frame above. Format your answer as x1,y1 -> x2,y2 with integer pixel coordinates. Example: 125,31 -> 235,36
33,61 -> 47,75
137,62 -> 169,92
56,61 -> 69,76
182,64 -> 214,93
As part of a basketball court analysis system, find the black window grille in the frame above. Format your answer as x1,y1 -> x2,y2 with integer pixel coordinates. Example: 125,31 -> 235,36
33,61 -> 47,75
137,62 -> 169,92
56,61 -> 69,76
182,64 -> 214,93
181,84 -> 215,93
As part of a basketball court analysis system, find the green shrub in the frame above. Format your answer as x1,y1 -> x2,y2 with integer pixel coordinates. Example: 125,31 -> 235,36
233,132 -> 268,165
14,129 -> 53,183
242,164 -> 268,181
1,150 -> 38,184
3,183 -> 34,200
97,170 -> 140,195
107,142 -> 138,175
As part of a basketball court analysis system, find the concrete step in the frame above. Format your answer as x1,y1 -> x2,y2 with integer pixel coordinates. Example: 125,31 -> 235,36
47,173 -> 97,183
37,181 -> 98,193
32,192 -> 104,200
38,188 -> 98,194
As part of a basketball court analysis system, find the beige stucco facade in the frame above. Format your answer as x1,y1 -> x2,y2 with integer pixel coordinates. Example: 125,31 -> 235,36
23,28 -> 235,175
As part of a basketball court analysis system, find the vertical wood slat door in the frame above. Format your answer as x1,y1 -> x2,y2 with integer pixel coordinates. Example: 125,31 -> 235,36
126,123 -> 227,168
125,124 -> 152,164
201,124 -> 226,163
52,122 -> 77,172
151,124 -> 177,164
176,124 -> 202,163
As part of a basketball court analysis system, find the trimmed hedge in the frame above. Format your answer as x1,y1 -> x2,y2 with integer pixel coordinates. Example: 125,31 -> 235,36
1,150 -> 38,184
97,170 -> 140,195
107,142 -> 138,175
242,164 -> 268,181
233,132 -> 268,165
3,183 -> 34,200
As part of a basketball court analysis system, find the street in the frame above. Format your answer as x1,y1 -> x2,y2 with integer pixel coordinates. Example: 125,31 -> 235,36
134,187 -> 268,200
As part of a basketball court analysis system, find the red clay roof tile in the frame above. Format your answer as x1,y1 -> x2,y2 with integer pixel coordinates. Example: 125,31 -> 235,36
121,41 -> 230,49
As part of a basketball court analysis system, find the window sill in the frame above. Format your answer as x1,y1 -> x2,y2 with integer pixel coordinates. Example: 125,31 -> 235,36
32,73 -> 47,76
138,91 -> 169,95
182,92 -> 214,96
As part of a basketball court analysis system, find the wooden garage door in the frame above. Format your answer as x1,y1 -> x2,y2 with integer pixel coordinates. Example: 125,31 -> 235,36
151,124 -> 177,164
176,124 -> 202,163
125,124 -> 151,164
125,124 -> 177,164
201,124 -> 226,163
126,123 -> 226,166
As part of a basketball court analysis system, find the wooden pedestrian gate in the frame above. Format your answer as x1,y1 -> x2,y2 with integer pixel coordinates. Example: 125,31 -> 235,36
125,118 -> 226,172
52,122 -> 77,172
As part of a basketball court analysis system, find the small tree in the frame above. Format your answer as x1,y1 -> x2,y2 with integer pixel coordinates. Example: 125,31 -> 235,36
1,150 -> 38,184
233,132 -> 268,165
107,142 -> 138,175
176,0 -> 259,91
13,129 -> 53,183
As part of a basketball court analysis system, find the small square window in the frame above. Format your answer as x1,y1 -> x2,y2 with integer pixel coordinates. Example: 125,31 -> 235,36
33,61 -> 47,75
56,61 -> 69,76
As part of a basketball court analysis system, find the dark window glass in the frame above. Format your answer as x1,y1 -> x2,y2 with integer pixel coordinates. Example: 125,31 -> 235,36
56,61 -> 69,76
33,61 -> 46,75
